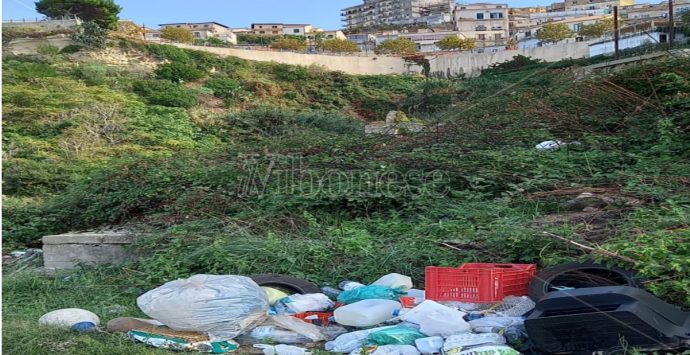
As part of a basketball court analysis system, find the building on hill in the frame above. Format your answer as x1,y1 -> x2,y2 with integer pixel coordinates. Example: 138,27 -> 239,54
158,22 -> 237,44
454,3 -> 510,48
251,23 -> 316,36
564,0 -> 635,11
621,0 -> 690,21
341,0 -> 454,30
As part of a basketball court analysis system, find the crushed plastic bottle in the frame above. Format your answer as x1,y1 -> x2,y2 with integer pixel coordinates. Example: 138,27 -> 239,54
334,299 -> 401,327
371,273 -> 413,291
325,326 -> 395,353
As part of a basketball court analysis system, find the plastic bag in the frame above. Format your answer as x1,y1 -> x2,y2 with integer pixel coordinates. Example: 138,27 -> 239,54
442,333 -> 506,354
235,315 -> 325,344
137,275 -> 269,341
350,345 -> 420,355
325,326 -> 395,353
337,285 -> 406,304
368,326 -> 426,346
275,293 -> 334,314
397,301 -> 469,337
451,345 -> 519,355
263,287 -> 290,306
371,273 -> 413,291
271,315 -> 326,341
254,344 -> 311,355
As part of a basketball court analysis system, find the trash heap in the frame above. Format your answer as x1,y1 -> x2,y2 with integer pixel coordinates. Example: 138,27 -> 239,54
38,262 -> 690,354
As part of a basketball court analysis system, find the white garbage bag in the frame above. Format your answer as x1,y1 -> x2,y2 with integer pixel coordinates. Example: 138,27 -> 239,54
137,274 -> 269,340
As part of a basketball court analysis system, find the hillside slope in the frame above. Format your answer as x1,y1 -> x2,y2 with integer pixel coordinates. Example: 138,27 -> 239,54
2,41 -> 690,354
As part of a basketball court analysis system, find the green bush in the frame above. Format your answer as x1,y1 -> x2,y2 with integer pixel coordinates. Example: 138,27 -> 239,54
36,44 -> 60,56
145,43 -> 192,62
71,21 -> 108,49
71,63 -> 109,85
155,62 -> 205,83
203,77 -> 243,99
59,44 -> 84,54
132,79 -> 198,108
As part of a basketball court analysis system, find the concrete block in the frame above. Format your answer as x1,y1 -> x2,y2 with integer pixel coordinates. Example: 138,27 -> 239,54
42,232 -> 136,270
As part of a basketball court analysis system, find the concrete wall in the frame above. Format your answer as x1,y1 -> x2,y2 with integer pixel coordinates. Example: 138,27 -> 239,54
3,18 -> 81,30
589,32 -> 687,56
429,41 -> 590,77
4,36 -> 75,55
172,43 -> 421,75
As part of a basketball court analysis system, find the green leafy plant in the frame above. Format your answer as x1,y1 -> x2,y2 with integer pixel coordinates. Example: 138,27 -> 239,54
35,0 -> 122,29
155,62 -> 205,83
71,21 -> 108,48
375,37 -> 417,55
132,79 -> 198,108
160,26 -> 194,43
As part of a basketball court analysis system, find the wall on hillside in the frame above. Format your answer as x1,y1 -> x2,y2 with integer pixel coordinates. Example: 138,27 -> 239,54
2,18 -> 81,31
173,43 -> 421,75
4,35 -> 74,55
428,42 -> 590,77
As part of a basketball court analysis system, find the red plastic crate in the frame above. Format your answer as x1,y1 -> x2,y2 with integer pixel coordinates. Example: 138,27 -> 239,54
425,263 -> 536,303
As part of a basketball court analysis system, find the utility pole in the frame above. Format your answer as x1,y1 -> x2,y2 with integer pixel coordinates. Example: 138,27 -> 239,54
613,6 -> 619,58
668,0 -> 674,48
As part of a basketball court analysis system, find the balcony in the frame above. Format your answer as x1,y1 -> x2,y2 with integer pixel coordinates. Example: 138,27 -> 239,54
475,25 -> 487,31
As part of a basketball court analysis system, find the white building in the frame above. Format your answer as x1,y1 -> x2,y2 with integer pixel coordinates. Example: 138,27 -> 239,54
454,3 -> 510,48
158,22 -> 237,44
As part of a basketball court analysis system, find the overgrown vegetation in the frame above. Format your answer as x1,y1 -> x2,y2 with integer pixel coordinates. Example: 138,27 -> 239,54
3,41 -> 690,354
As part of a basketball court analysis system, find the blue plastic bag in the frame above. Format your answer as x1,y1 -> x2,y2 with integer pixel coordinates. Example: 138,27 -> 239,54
337,285 -> 406,304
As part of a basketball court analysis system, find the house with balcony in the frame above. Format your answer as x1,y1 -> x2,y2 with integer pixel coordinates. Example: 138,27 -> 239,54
564,0 -> 635,11
454,3 -> 510,48
341,0 -> 454,29
158,22 -> 236,44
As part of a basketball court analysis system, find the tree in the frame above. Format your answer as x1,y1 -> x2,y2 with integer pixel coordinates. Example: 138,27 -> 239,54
375,37 -> 417,55
317,38 -> 360,53
681,11 -> 690,36
537,23 -> 574,43
160,26 -> 194,43
578,18 -> 615,37
35,0 -> 121,30
436,35 -> 476,51
271,37 -> 307,51
71,21 -> 107,48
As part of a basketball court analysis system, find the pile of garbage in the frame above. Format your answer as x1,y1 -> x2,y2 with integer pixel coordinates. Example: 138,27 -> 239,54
37,262 -> 690,354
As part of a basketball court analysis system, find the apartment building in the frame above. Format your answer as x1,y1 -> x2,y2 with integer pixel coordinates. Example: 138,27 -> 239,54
251,23 -> 315,36
341,0 -> 454,29
622,0 -> 690,20
564,0 -> 635,11
454,3 -> 510,47
158,22 -> 237,44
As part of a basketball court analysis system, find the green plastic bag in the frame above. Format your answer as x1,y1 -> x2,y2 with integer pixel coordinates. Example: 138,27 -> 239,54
367,326 -> 426,346
337,285 -> 406,304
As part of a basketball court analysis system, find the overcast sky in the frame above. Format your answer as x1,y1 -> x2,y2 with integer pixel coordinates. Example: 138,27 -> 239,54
3,0 -> 553,29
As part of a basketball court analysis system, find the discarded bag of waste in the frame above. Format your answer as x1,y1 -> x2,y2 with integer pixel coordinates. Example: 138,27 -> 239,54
367,326 -> 426,346
371,273 -> 413,291
337,285 -> 406,304
468,317 -> 526,343
396,300 -> 470,337
442,333 -> 506,354
254,344 -> 311,355
448,345 -> 519,355
128,329 -> 239,353
274,293 -> 334,314
325,326 -> 396,353
136,275 -> 269,340
236,314 -> 326,344
38,308 -> 100,332
350,345 -> 420,355
414,336 -> 444,355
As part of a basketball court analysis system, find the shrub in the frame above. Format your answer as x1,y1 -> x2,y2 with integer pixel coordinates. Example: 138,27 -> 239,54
271,38 -> 307,51
71,63 -> 109,85
203,77 -> 243,99
317,38 -> 360,53
37,44 -> 60,56
59,44 -> 84,54
132,79 -> 198,108
71,21 -> 108,49
146,44 -> 192,62
160,27 -> 194,43
375,37 -> 416,55
155,62 -> 205,83
273,64 -> 310,82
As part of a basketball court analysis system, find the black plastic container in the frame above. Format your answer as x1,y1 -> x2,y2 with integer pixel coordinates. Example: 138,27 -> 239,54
525,286 -> 690,353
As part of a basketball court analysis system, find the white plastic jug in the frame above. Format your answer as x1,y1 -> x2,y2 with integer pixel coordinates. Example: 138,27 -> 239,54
334,299 -> 401,327
371,273 -> 413,291
397,300 -> 470,337
325,326 -> 395,353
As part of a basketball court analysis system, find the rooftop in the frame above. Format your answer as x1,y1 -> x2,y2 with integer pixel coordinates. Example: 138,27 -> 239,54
159,21 -> 230,28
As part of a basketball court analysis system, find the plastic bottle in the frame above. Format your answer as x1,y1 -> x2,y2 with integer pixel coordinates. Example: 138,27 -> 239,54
321,286 -> 342,298
371,273 -> 413,291
414,336 -> 444,355
324,326 -> 395,353
334,299 -> 401,327
338,281 -> 366,291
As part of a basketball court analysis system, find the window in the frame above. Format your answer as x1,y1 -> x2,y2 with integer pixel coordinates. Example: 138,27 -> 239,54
476,13 -> 484,19
494,34 -> 502,40
193,25 -> 198,28
477,34 -> 486,40
293,29 -> 300,33
272,25 -> 278,28
490,12 -> 504,19
272,31 -> 279,34
259,31 -> 265,34
194,32 -> 201,38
